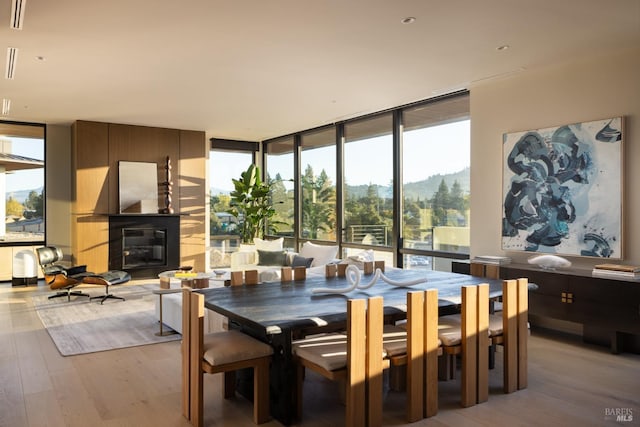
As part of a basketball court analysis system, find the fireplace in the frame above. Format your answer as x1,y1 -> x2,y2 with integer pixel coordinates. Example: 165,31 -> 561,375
109,215 -> 180,279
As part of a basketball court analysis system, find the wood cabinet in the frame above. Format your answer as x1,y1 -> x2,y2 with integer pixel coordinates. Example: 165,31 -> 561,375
500,264 -> 640,354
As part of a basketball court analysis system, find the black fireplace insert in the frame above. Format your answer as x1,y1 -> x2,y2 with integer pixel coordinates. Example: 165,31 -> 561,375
109,215 -> 180,279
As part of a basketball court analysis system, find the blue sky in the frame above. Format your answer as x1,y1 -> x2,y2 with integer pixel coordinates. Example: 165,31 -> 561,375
211,120 -> 470,192
3,136 -> 45,193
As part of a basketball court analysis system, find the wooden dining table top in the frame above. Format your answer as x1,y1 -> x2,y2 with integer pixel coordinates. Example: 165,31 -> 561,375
200,268 -> 507,335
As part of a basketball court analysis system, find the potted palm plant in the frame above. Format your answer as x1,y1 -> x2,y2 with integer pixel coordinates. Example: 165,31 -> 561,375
227,164 -> 277,244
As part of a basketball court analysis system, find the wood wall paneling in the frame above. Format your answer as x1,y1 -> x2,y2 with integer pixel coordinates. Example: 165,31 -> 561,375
107,124 -> 180,214
72,121 -> 109,214
72,214 -> 109,272
0,247 -> 14,280
71,121 -> 207,277
178,130 -> 207,272
71,121 -> 109,270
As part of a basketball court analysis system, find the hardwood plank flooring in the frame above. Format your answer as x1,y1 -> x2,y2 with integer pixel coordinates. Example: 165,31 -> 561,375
1,281 -> 638,426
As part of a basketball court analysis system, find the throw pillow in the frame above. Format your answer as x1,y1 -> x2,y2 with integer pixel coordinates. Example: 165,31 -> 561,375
298,241 -> 339,268
257,250 -> 287,266
290,255 -> 314,268
254,237 -> 284,251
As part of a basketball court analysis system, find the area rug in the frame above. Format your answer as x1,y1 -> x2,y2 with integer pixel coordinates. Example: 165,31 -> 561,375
32,283 -> 181,356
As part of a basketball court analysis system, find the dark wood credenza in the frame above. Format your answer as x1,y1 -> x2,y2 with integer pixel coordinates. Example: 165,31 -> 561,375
453,261 -> 640,354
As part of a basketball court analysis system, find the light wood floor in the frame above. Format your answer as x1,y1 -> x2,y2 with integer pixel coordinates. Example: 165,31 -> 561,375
1,281 -> 638,427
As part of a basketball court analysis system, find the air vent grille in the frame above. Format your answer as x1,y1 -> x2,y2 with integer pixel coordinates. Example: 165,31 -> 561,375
5,47 -> 18,79
1,99 -> 10,116
10,0 -> 26,30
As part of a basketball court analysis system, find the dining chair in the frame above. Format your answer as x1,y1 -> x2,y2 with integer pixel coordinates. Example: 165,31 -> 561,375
292,296 -> 386,426
438,283 -> 490,407
181,288 -> 273,426
382,289 -> 440,421
488,278 -> 529,392
470,262 -> 500,279
470,261 -> 503,369
230,269 -> 259,286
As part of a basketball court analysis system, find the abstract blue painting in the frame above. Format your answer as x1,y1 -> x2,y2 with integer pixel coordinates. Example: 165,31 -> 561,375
502,117 -> 623,258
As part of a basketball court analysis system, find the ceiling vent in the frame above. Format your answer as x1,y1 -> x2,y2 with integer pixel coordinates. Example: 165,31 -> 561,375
1,99 -> 10,116
5,47 -> 18,79
10,0 -> 26,30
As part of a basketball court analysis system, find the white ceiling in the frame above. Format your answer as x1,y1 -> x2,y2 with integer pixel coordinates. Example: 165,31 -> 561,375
1,0 -> 639,142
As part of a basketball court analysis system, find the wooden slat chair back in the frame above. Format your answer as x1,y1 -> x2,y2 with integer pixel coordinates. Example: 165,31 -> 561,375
181,288 -> 273,426
230,269 -> 259,286
293,296 -> 386,427
438,284 -> 490,407
470,262 -> 500,279
489,278 -> 529,392
384,289 -> 439,421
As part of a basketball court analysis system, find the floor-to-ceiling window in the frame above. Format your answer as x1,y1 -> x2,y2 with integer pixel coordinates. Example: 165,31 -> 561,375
264,136 -> 295,249
342,113 -> 394,264
209,144 -> 255,268
1,121 -> 45,245
300,127 -> 336,242
261,91 -> 470,270
401,94 -> 470,271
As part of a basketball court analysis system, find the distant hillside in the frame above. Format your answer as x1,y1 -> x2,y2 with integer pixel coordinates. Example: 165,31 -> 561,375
209,167 -> 470,201
346,167 -> 470,200
403,167 -> 470,201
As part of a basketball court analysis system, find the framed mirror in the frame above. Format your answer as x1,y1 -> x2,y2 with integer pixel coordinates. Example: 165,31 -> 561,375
118,161 -> 158,213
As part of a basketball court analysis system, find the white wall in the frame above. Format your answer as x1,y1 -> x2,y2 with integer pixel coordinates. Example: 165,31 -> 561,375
470,46 -> 640,269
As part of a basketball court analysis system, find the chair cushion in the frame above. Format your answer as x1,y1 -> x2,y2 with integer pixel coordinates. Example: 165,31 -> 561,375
382,324 -> 407,357
36,246 -> 63,265
488,313 -> 503,336
203,329 -> 273,366
439,313 -> 495,346
65,265 -> 88,277
293,332 -> 388,371
438,314 -> 462,347
83,270 -> 131,286
292,333 -> 349,371
42,265 -> 66,276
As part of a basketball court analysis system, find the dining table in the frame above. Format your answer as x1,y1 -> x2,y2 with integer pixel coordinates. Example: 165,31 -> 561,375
199,268 -> 509,425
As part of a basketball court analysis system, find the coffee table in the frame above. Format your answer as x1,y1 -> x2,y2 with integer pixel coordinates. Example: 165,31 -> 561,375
158,270 -> 214,289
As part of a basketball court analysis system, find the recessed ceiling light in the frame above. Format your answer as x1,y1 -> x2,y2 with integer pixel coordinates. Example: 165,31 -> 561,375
496,45 -> 510,51
401,17 -> 416,24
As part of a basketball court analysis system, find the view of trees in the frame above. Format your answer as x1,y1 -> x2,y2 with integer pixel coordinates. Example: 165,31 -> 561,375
430,179 -> 468,227
209,166 -> 470,247
301,166 -> 335,240
344,183 -> 392,244
5,190 -> 43,219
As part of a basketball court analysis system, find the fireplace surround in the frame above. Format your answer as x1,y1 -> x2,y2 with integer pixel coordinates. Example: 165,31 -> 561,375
109,214 -> 180,279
